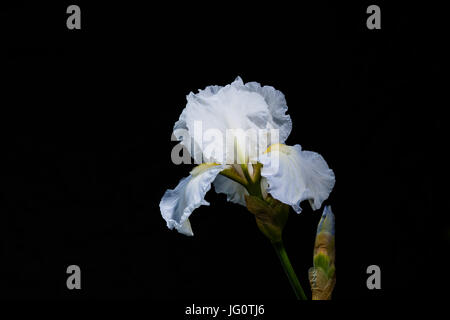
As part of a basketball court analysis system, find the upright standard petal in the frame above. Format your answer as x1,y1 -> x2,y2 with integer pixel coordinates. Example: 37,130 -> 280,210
259,144 -> 335,213
159,164 -> 225,236
173,77 -> 292,165
237,79 -> 292,143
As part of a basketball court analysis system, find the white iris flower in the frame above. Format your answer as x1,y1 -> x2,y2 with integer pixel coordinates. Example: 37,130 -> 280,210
160,77 -> 335,236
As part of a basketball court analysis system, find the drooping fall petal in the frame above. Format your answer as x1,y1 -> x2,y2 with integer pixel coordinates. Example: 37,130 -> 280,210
259,144 -> 335,213
213,174 -> 248,206
159,164 -> 225,236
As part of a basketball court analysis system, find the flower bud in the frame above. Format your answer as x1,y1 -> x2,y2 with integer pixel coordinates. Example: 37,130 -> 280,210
309,205 -> 336,300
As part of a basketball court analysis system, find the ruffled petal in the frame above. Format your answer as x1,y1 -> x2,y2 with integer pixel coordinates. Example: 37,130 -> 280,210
259,144 -> 335,213
159,164 -> 225,235
213,174 -> 248,206
173,77 -> 292,164
238,79 -> 292,143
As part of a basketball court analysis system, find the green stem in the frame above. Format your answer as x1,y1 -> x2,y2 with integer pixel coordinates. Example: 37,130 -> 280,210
272,241 -> 308,300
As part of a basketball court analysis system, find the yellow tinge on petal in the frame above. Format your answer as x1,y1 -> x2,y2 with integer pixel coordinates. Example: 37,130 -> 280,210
264,143 -> 289,154
190,163 -> 220,176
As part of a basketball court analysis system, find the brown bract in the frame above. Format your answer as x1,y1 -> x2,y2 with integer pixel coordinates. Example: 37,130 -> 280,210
244,194 -> 289,243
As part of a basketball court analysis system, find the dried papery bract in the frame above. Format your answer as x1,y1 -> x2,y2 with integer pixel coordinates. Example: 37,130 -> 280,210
244,195 -> 289,243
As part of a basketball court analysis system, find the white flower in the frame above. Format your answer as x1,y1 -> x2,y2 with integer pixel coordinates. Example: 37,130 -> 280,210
160,77 -> 335,235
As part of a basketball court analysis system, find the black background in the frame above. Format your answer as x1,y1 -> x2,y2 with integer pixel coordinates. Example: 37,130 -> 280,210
0,1 -> 447,304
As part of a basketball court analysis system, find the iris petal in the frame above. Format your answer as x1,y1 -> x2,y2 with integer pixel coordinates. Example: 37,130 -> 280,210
259,144 -> 335,213
159,164 -> 225,235
237,79 -> 292,143
213,174 -> 248,206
